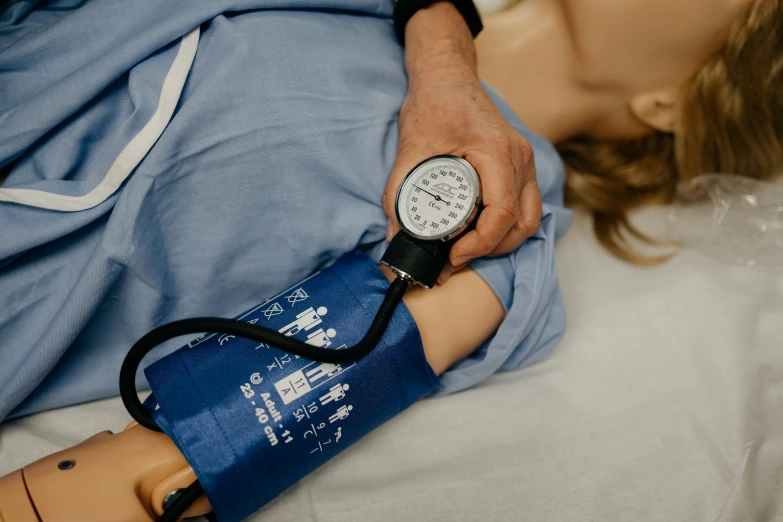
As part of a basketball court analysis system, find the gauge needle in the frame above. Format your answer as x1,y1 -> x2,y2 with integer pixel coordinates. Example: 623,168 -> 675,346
414,185 -> 450,205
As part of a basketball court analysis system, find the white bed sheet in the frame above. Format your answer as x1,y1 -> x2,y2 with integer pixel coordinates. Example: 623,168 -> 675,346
2,212 -> 782,522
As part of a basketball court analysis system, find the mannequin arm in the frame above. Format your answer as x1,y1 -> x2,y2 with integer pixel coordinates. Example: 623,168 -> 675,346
380,264 -> 504,374
0,267 -> 504,521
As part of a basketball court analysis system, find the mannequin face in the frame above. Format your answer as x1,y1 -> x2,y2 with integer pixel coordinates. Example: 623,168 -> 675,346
563,0 -> 752,91
562,0 -> 754,137
559,0 -> 751,139
476,0 -> 755,142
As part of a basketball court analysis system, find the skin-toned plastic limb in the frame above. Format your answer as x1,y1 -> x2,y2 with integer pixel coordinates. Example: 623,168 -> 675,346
0,423 -> 212,522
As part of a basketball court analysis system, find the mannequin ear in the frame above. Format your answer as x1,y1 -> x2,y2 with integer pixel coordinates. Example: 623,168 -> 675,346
629,89 -> 679,133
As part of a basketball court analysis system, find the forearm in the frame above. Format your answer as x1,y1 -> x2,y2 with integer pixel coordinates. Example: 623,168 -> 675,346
403,2 -> 477,81
379,265 -> 504,374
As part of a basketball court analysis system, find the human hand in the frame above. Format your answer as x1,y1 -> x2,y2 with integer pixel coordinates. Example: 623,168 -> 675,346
383,3 -> 542,283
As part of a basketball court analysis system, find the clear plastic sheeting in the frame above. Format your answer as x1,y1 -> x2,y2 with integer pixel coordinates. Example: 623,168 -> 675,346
667,174 -> 783,273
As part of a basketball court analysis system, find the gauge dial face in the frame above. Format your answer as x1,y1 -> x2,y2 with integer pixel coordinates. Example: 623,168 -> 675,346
396,157 -> 480,241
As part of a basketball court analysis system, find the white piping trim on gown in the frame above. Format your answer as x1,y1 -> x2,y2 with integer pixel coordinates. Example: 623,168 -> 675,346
0,26 -> 201,211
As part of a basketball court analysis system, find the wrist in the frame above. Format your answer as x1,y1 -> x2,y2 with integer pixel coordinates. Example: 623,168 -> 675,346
404,2 -> 478,79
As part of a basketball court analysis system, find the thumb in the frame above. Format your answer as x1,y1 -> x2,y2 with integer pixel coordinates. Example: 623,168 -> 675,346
383,145 -> 427,242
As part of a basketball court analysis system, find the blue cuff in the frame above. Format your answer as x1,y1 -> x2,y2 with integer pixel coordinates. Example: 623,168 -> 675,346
145,252 -> 438,521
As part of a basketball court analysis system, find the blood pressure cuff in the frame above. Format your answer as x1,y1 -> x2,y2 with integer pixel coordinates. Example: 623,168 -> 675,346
143,251 -> 439,522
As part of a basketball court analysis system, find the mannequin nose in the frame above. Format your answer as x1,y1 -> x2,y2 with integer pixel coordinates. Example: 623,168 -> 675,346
0,470 -> 41,522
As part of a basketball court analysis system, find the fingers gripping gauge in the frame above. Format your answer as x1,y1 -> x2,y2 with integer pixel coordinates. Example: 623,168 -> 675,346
381,155 -> 481,288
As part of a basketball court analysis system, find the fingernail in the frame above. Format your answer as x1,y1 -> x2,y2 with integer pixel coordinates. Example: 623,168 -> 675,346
452,256 -> 472,266
386,222 -> 393,243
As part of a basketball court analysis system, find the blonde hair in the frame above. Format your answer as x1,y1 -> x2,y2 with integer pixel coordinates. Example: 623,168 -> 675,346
557,0 -> 783,263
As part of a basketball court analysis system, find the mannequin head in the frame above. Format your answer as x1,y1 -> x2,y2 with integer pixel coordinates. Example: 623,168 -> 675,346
477,0 -> 783,260
545,0 -> 756,139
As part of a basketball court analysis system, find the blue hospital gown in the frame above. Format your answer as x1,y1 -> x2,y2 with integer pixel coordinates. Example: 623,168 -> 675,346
0,0 -> 571,420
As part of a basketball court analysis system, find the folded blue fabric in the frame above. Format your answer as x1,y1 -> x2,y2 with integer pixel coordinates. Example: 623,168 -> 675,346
145,252 -> 439,521
0,0 -> 571,420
